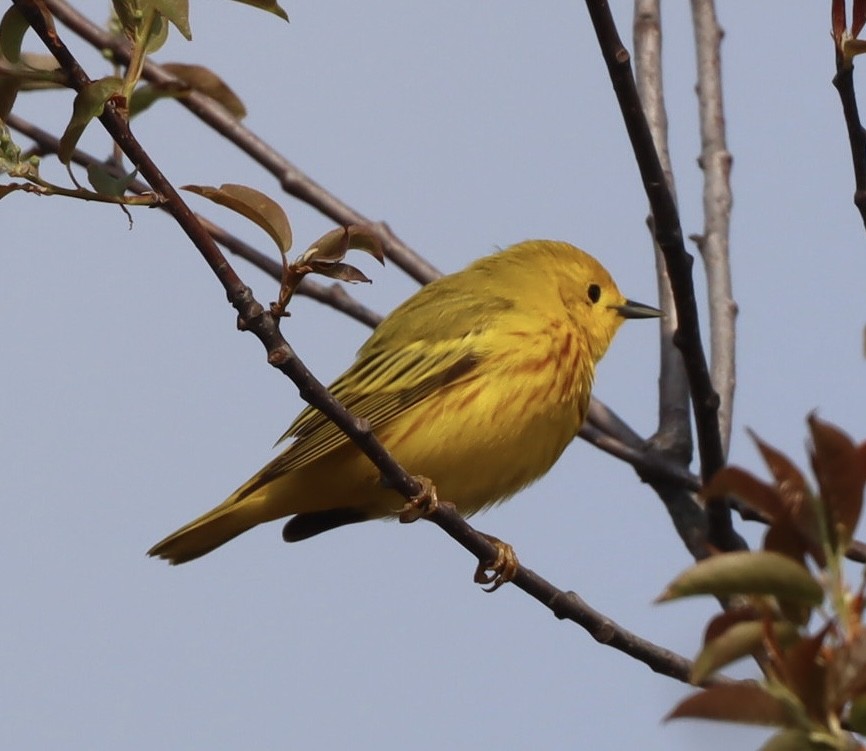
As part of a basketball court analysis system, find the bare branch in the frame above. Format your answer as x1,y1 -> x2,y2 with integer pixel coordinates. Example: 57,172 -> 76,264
833,60 -> 866,230
633,0 -> 693,464
690,0 -> 736,458
11,1 -> 719,680
424,501 -> 727,685
831,1 -> 866,233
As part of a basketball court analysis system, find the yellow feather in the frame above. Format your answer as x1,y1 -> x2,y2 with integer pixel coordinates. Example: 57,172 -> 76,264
148,240 -> 660,564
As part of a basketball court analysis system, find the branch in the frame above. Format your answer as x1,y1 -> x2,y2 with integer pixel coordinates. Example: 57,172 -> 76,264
831,0 -> 866,233
583,0 -> 739,553
424,501 -> 726,685
690,0 -> 736,458
633,0 -> 693,463
833,63 -> 866,232
42,0 -> 442,286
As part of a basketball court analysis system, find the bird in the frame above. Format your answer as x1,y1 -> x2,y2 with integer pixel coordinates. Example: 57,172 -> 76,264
148,239 -> 661,568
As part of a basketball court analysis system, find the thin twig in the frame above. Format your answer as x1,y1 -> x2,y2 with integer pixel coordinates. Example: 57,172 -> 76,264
426,500 -> 727,685
690,0 -> 736,458
833,62 -> 866,232
583,0 -> 739,553
633,0 -> 693,463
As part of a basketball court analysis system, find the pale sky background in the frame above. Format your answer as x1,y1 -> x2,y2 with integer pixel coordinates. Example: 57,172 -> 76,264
3,2 -> 866,750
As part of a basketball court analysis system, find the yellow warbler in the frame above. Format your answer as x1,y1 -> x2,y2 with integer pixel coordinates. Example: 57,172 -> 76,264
148,240 -> 660,564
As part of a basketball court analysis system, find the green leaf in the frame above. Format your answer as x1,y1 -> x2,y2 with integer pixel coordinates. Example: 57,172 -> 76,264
666,683 -> 796,727
143,11 -> 169,53
58,77 -> 123,164
229,0 -> 289,22
692,620 -> 798,685
751,431 -> 811,510
86,163 -> 138,197
112,0 -> 141,38
182,183 -> 291,253
152,0 -> 191,40
657,551 -> 824,606
0,5 -> 29,64
750,430 -> 825,567
758,729 -> 836,751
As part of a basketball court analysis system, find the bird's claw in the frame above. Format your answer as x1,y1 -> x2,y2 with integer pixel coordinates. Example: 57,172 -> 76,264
398,476 -> 439,523
473,534 -> 519,593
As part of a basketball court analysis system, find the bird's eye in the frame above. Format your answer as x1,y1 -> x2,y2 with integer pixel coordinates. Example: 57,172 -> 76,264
587,284 -> 601,304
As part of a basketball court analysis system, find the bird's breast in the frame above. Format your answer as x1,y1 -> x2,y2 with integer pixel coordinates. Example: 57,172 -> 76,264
378,319 -> 593,515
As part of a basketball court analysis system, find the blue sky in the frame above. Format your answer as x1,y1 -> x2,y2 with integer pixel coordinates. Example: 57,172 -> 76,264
3,2 -> 865,750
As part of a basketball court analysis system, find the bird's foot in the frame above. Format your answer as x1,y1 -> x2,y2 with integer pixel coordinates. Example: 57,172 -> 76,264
398,476 -> 439,523
473,534 -> 519,593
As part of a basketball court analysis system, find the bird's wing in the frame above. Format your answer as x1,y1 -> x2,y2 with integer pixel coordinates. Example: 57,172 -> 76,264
274,336 -> 483,472
271,283 -> 517,472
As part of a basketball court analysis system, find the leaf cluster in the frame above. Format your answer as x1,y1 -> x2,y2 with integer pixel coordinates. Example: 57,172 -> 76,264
660,416 -> 866,750
0,1 -> 280,200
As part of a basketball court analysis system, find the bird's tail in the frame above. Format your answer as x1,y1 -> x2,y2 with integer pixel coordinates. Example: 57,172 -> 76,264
147,491 -> 266,565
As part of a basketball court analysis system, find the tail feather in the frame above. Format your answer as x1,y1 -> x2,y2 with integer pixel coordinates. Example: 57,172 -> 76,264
147,499 -> 263,565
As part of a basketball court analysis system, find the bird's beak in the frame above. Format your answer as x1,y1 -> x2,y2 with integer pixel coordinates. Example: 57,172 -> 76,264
612,299 -> 664,319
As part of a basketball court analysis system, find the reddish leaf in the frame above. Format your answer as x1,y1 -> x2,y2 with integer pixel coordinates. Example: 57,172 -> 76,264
855,0 -> 866,38
808,415 -> 865,553
763,519 -> 811,568
751,431 -> 810,510
780,628 -> 830,723
58,77 -> 123,164
833,0 -> 848,44
704,466 -> 786,522
750,430 -> 825,566
666,683 -> 795,727
828,628 -> 866,708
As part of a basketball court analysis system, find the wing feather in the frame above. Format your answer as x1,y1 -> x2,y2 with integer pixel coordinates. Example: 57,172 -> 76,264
262,282 -> 515,478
